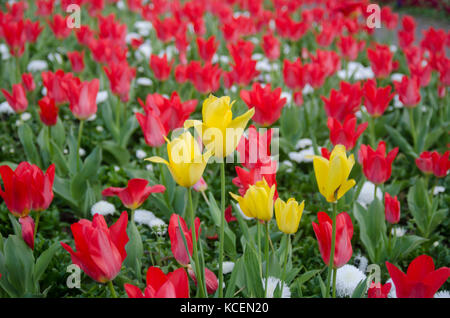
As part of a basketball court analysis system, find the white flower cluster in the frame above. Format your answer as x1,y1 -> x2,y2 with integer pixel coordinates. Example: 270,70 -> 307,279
261,276 -> 291,298
334,264 -> 367,298
134,209 -> 167,235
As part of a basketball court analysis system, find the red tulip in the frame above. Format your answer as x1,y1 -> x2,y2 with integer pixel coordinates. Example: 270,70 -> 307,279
310,49 -> 341,78
363,79 -> 395,117
75,25 -> 95,46
225,205 -> 237,223
197,36 -> 218,63
24,19 -> 43,43
262,32 -> 280,60
41,70 -> 77,105
384,193 -> 400,225
138,92 -> 197,133
386,255 -> 450,298
303,62 -> 326,89
89,39 -> 128,65
368,282 -> 391,298
240,83 -> 286,126
67,51 -> 85,73
38,96 -> 59,126
233,166 -> 278,199
337,35 -> 365,61
21,73 -> 35,92
0,162 -> 55,217
61,212 -> 129,283
102,179 -> 165,210
48,14 -> 71,39
394,76 -> 421,108
168,214 -> 200,266
151,16 -> 176,43
125,267 -> 189,298
224,56 -> 260,88
275,13 -> 308,41
322,82 -> 362,122
381,6 -> 398,30
409,62 -> 432,88
236,125 -> 273,170
188,267 -> 218,295
36,0 -> 54,16
1,84 -> 28,113
185,61 -> 222,94
358,141 -> 398,185
367,43 -> 398,79
0,168 -> 30,215
65,78 -> 99,120
327,115 -> 368,151
421,27 -> 446,56
415,151 -> 434,174
19,216 -> 35,250
150,54 -> 173,81
398,15 -> 416,49
103,62 -> 136,103
228,39 -> 254,61
283,58 -> 305,91
135,107 -> 167,148
316,21 -> 337,47
430,151 -> 450,178
312,211 -> 353,268
0,19 -> 27,56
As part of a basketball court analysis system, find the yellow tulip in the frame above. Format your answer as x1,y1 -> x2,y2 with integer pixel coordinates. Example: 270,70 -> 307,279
313,144 -> 356,202
185,95 -> 255,158
275,198 -> 304,234
146,131 -> 212,188
229,179 -> 275,222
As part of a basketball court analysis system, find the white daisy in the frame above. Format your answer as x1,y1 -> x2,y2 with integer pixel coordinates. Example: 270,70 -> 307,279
335,264 -> 367,298
357,181 -> 383,208
91,200 -> 116,216
295,138 -> 312,149
262,277 -> 291,298
136,77 -> 153,86
96,91 -> 108,104
78,148 -> 86,157
133,209 -> 156,226
288,146 -> 314,163
391,227 -> 406,237
434,290 -> 450,298
149,218 -> 167,236
433,186 -> 445,196
136,149 -> 147,160
20,112 -> 31,121
354,254 -> 369,272
135,42 -> 152,60
222,261 -> 235,274
280,91 -> 292,105
134,21 -> 153,37
0,101 -> 14,115
27,60 -> 48,72
302,84 -> 314,95
386,278 -> 397,298
390,73 -> 404,82
0,43 -> 10,60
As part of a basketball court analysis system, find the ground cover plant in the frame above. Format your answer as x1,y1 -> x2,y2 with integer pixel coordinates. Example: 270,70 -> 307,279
0,0 -> 449,299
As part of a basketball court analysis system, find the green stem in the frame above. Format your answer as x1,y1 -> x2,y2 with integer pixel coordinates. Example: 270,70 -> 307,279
15,55 -> 21,84
218,162 -> 225,298
264,222 -> 270,298
408,108 -> 417,151
76,120 -> 84,171
368,115 -> 376,148
47,126 -> 52,157
107,280 -> 117,298
188,188 -> 206,297
130,209 -> 135,225
33,212 -> 41,246
257,221 -> 262,278
325,202 -> 337,298
115,96 -> 121,128
280,234 -> 290,298
374,184 -> 378,201
332,267 -> 337,298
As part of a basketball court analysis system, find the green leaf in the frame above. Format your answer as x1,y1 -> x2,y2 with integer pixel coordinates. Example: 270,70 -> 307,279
53,175 -> 78,207
351,277 -> 369,298
353,199 -> 387,264
101,141 -> 130,166
390,235 -> 427,262
225,257 -> 244,297
296,269 -> 322,286
70,146 -> 102,199
243,242 -> 264,297
124,221 -> 143,280
385,125 -> 417,158
18,123 -> 42,167
34,241 -> 59,282
119,115 -> 139,148
50,140 -> 69,176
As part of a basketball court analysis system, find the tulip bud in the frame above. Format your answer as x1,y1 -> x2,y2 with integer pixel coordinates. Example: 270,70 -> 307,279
384,193 -> 400,224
